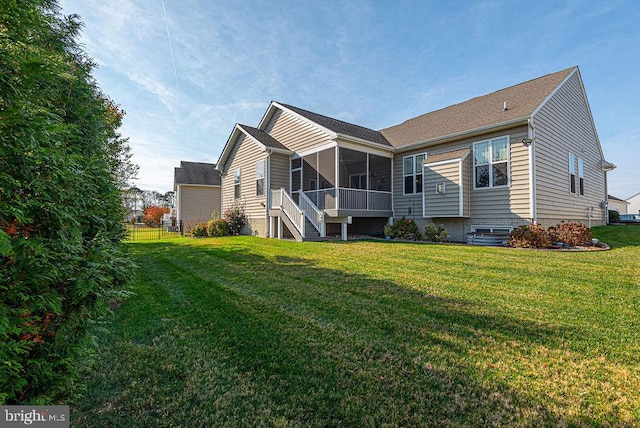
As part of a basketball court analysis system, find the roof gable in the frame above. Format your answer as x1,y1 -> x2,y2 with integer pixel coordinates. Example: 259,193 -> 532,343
275,102 -> 392,147
217,123 -> 292,170
237,124 -> 290,152
174,161 -> 221,186
380,67 -> 576,148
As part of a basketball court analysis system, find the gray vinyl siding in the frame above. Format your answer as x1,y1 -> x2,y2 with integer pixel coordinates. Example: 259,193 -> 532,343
269,152 -> 290,192
462,157 -> 471,217
393,125 -> 530,223
221,134 -> 268,236
424,161 -> 462,217
264,109 -> 334,154
533,72 -> 607,227
177,185 -> 221,228
470,129 -> 530,219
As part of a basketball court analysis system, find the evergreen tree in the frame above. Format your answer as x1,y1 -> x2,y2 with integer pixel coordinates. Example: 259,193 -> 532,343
0,0 -> 135,403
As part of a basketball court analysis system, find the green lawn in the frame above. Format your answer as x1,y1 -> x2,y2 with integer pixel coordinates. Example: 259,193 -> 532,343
71,227 -> 640,426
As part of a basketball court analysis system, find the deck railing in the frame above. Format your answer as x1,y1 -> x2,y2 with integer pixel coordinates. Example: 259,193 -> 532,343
303,188 -> 391,211
298,190 -> 324,236
271,189 -> 305,238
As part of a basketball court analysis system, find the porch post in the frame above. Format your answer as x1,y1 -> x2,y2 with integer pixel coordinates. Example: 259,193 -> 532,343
277,217 -> 283,239
341,222 -> 347,241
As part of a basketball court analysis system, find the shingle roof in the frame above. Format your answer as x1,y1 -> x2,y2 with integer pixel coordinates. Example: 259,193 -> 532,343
608,194 -> 629,204
424,148 -> 470,165
174,161 -> 221,186
380,67 -> 576,148
238,124 -> 290,152
278,102 -> 392,147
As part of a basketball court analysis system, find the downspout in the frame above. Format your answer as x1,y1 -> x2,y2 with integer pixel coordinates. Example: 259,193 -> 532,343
266,151 -> 272,237
528,118 -> 537,224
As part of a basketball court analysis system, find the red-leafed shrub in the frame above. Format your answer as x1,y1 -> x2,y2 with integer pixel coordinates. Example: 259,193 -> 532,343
509,224 -> 553,248
144,206 -> 170,225
549,222 -> 592,247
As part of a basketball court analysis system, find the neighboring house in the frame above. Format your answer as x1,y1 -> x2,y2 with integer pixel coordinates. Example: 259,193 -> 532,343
216,67 -> 615,242
627,192 -> 640,215
608,195 -> 629,214
174,161 -> 222,230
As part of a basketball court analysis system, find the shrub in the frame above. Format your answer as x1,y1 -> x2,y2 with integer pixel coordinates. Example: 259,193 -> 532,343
223,206 -> 247,236
207,219 -> 230,237
190,223 -> 209,238
424,224 -> 449,242
609,210 -> 620,224
388,217 -> 421,240
0,1 -> 135,404
509,224 -> 553,248
549,222 -> 592,247
143,206 -> 170,225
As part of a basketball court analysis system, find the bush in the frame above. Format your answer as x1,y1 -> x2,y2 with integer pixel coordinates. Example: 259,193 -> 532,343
207,219 -> 230,237
509,224 -> 553,248
0,1 -> 135,404
223,206 -> 247,236
609,210 -> 620,224
549,222 -> 592,247
190,223 -> 209,238
388,217 -> 421,240
423,224 -> 449,242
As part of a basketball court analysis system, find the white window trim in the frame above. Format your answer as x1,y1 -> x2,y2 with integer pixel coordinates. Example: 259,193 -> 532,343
234,168 -> 241,199
569,152 -> 576,194
403,153 -> 426,195
578,157 -> 584,196
256,160 -> 265,198
473,136 -> 510,190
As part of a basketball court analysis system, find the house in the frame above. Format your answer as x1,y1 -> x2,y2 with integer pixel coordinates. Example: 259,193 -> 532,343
607,195 -> 629,214
627,192 -> 640,215
216,67 -> 615,242
174,161 -> 222,230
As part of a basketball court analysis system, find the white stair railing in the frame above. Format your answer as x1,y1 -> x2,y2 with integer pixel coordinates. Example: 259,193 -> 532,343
277,189 -> 305,238
298,190 -> 325,237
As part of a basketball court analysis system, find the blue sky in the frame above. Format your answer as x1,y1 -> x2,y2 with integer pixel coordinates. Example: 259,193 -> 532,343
59,0 -> 639,199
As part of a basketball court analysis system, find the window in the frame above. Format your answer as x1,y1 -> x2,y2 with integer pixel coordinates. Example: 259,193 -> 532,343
255,160 -> 265,197
569,154 -> 585,195
569,153 -> 576,193
474,136 -> 509,188
403,154 -> 425,194
234,168 -> 241,199
472,226 -> 513,233
578,158 -> 584,195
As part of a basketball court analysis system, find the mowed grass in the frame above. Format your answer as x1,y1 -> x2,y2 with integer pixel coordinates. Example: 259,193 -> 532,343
71,226 -> 640,426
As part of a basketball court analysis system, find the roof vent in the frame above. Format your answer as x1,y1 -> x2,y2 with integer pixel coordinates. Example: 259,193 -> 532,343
503,101 -> 508,111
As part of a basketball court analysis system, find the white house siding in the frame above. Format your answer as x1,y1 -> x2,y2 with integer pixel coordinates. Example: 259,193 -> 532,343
627,193 -> 640,215
424,161 -> 462,217
177,185 -> 221,230
221,134 -> 269,237
533,72 -> 607,227
264,108 -> 334,155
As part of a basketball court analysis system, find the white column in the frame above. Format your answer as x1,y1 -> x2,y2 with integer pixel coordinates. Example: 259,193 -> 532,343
341,222 -> 347,241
